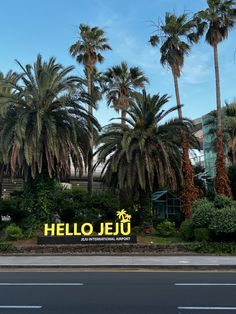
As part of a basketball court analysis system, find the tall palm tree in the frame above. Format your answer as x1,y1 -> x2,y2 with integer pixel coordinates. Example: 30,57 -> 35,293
0,71 -> 19,197
82,67 -> 104,107
69,24 -> 111,193
95,90 -> 198,208
103,62 -> 148,127
205,102 -> 236,166
0,55 -> 99,181
149,12 -> 200,217
225,103 -> 236,165
195,0 -> 236,197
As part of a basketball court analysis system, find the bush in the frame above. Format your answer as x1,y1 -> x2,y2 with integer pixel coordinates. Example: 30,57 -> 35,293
214,195 -> 236,209
5,224 -> 23,240
209,207 -> 236,235
54,187 -> 120,230
185,242 -> 236,255
179,220 -> 194,241
0,242 -> 14,251
0,194 -> 28,225
156,220 -> 176,237
192,198 -> 214,228
131,226 -> 143,235
21,174 -> 57,223
194,228 -> 209,242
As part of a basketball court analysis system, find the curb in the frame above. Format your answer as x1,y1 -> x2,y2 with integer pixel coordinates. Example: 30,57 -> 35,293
0,265 -> 236,270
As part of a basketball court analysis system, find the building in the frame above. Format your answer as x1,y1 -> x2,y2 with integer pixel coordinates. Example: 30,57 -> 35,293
192,115 -> 216,178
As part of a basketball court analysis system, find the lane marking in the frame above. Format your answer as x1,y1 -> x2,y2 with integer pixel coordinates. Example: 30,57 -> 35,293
0,306 -> 42,309
178,307 -> 236,310
175,283 -> 236,286
0,283 -> 84,286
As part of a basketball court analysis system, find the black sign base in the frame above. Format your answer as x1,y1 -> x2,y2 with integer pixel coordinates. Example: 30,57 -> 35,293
37,235 -> 137,245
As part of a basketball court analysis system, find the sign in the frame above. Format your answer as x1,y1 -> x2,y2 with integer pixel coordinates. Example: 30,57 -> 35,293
38,235 -> 136,245
37,210 -> 137,245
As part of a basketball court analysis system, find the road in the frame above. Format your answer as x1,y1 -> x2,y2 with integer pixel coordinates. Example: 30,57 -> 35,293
0,271 -> 236,313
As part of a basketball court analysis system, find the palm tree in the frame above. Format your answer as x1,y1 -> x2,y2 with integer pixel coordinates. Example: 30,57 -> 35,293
205,102 -> 236,166
69,24 -> 111,193
95,90 -> 199,209
195,0 -> 236,196
0,55 -> 99,181
0,71 -> 19,197
82,67 -> 104,108
103,62 -> 148,128
149,12 -> 200,217
225,103 -> 236,165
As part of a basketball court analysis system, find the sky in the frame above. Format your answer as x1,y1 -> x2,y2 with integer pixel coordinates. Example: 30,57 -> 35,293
1,0 -> 236,126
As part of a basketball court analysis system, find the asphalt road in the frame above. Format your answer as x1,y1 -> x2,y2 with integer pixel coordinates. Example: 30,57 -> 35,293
0,271 -> 236,313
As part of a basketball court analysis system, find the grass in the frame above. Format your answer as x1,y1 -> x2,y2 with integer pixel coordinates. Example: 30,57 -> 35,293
137,234 -> 183,244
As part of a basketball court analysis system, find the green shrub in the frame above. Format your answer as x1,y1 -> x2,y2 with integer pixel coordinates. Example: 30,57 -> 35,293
193,197 -> 213,212
0,195 -> 28,225
192,198 -> 214,228
179,220 -> 194,241
185,242 -> 236,255
87,190 -> 120,221
209,207 -> 236,235
194,228 -> 209,242
152,216 -> 162,229
214,195 -> 236,209
0,242 -> 14,251
156,220 -> 176,237
131,226 -> 143,235
5,224 -> 23,240
54,187 -> 120,229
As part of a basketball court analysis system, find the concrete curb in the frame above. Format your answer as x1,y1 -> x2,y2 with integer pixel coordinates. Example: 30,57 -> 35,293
0,264 -> 236,271
1,255 -> 236,270
0,265 -> 236,270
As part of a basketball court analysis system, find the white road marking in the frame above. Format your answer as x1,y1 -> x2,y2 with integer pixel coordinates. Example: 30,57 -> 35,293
0,283 -> 84,286
0,306 -> 42,309
175,283 -> 236,286
178,307 -> 236,310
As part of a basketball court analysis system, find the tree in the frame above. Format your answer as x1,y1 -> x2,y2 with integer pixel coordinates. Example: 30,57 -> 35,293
69,24 -> 111,193
0,55 -> 99,181
204,102 -> 236,166
0,55 -> 100,225
195,0 -> 236,197
103,62 -> 148,127
95,90 -> 198,209
149,12 -> 200,217
0,71 -> 19,197
225,102 -> 236,165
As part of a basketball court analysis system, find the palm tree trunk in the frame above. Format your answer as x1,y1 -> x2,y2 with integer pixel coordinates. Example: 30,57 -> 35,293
213,44 -> 232,197
87,67 -> 94,194
119,188 -> 127,208
181,134 -> 198,218
233,145 -> 236,166
172,69 -> 197,218
120,90 -> 127,128
121,109 -> 126,128
172,71 -> 183,120
214,44 -> 222,136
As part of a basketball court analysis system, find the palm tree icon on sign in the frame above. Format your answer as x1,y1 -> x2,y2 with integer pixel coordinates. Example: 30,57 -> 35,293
116,210 -> 132,223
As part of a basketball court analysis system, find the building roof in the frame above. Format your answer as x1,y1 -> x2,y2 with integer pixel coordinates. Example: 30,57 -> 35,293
152,190 -> 180,201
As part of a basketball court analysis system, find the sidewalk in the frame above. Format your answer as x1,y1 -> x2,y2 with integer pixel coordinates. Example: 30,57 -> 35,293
0,255 -> 236,269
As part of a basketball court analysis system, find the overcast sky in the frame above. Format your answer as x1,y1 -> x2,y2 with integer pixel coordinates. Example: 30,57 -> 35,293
1,0 -> 236,126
